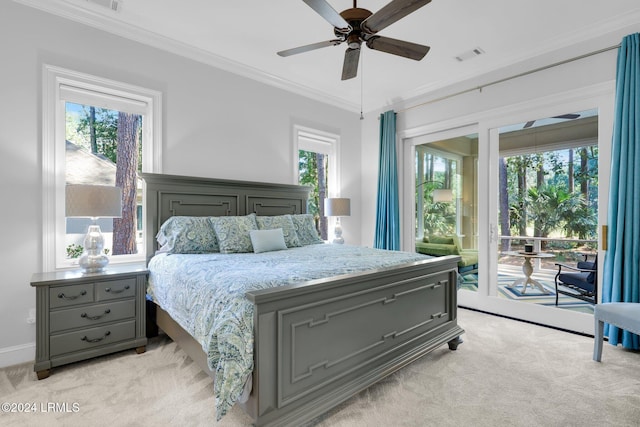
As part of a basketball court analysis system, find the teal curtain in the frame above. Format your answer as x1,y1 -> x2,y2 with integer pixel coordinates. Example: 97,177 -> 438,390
374,110 -> 400,250
602,33 -> 640,350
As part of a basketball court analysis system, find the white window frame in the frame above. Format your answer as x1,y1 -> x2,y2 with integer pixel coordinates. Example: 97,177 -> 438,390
293,125 -> 341,238
42,65 -> 162,271
293,125 -> 340,196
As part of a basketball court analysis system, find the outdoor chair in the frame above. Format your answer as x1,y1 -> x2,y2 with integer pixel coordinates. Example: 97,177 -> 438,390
554,254 -> 597,305
593,302 -> 640,361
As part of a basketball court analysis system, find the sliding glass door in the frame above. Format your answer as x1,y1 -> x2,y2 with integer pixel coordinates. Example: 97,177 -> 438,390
405,128 -> 479,292
481,100 -> 612,334
496,110 -> 598,310
403,84 -> 614,335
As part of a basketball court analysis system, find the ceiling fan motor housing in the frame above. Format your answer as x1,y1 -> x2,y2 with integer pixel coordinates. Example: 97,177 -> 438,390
335,7 -> 373,48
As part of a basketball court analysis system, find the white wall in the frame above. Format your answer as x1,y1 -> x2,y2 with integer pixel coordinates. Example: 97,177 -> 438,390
0,2 -> 362,367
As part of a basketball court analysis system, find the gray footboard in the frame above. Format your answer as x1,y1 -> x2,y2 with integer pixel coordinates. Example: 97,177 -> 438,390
244,255 -> 463,426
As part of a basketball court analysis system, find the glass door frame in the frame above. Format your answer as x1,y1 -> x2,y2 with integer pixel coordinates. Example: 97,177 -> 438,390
401,124 -> 479,253
400,82 -> 615,335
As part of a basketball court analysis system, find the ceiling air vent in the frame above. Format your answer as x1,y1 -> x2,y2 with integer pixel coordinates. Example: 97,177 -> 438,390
86,0 -> 121,12
455,47 -> 485,62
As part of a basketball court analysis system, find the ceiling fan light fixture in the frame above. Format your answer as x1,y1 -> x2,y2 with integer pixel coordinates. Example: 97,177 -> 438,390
347,34 -> 362,50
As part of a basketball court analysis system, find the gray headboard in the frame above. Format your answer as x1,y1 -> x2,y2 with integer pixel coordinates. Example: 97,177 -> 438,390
141,173 -> 311,262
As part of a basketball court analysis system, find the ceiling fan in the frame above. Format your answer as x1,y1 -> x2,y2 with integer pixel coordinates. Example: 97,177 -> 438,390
277,0 -> 432,80
523,113 -> 581,129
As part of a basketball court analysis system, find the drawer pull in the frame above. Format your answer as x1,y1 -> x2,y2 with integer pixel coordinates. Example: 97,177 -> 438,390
80,309 -> 111,320
81,331 -> 111,343
58,290 -> 87,300
104,285 -> 130,294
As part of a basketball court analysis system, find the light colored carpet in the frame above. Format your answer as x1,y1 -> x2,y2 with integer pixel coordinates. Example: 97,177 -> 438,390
1,308 -> 639,427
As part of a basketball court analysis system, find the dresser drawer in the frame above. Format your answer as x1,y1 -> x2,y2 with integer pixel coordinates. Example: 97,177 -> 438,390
50,320 -> 136,357
49,283 -> 94,308
96,278 -> 136,301
50,299 -> 136,333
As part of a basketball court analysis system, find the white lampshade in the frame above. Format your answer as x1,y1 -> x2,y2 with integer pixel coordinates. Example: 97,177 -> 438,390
324,198 -> 351,217
66,185 -> 122,218
432,189 -> 453,203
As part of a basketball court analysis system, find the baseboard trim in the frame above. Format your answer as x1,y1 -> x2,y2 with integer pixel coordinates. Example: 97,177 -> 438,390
0,342 -> 35,368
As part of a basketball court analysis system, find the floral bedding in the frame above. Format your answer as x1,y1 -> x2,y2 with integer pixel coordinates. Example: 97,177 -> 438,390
147,244 -> 430,420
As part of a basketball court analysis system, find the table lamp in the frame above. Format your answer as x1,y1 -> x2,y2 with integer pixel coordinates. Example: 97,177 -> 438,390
324,197 -> 351,244
419,181 -> 453,203
66,184 -> 122,273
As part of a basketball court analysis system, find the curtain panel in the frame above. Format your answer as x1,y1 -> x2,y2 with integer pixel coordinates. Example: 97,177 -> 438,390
602,33 -> 640,350
374,110 -> 400,250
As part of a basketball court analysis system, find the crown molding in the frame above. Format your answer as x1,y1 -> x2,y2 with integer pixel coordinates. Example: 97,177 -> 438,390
13,0 -> 360,113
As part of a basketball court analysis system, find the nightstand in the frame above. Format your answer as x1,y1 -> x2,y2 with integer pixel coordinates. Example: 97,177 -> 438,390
31,264 -> 148,379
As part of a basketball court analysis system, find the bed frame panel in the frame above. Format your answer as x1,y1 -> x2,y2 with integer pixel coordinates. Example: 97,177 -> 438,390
142,173 -> 464,427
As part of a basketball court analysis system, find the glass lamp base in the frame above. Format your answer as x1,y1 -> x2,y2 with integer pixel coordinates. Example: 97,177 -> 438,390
79,223 -> 109,273
78,254 -> 109,273
332,220 -> 345,244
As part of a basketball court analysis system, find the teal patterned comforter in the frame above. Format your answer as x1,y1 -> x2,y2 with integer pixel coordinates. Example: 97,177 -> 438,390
147,244 -> 430,420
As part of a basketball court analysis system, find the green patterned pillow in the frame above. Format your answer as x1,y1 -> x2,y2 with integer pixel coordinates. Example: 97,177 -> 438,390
291,214 -> 324,246
210,214 -> 258,254
156,216 -> 219,254
255,214 -> 301,248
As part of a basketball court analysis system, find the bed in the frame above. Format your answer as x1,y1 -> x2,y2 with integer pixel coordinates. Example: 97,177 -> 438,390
142,173 -> 464,427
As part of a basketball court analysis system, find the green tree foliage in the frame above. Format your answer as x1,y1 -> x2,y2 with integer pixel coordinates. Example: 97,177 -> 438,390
299,150 -> 319,215
419,181 -> 456,235
501,146 -> 598,241
76,106 -> 118,161
298,150 -> 328,239
66,103 -> 142,255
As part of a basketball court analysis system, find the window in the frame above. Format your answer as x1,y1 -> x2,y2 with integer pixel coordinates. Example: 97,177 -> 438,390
415,146 -> 461,238
294,125 -> 339,240
43,65 -> 162,270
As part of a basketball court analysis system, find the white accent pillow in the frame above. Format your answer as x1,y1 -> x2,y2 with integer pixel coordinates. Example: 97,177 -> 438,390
249,228 -> 288,254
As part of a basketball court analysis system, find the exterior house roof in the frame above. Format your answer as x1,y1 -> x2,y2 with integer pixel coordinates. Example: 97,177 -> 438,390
65,140 -> 117,185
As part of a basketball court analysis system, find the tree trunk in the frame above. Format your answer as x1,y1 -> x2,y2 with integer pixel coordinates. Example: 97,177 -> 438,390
427,154 -> 434,181
580,147 -> 588,198
499,157 -> 510,251
89,106 -> 97,154
568,148 -> 574,193
517,160 -> 527,237
112,113 -> 140,255
317,153 -> 328,240
534,155 -> 544,238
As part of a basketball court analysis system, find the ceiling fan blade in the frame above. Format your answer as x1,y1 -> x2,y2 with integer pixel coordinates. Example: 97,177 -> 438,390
523,121 -> 536,128
303,0 -> 351,33
362,0 -> 432,34
277,39 -> 342,57
341,47 -> 361,80
366,36 -> 430,60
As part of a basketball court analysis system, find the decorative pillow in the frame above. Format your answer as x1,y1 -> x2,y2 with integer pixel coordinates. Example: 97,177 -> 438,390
290,214 -> 324,246
577,261 -> 596,283
249,228 -> 288,254
156,216 -> 219,254
429,235 -> 455,245
255,215 -> 301,248
210,214 -> 258,254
